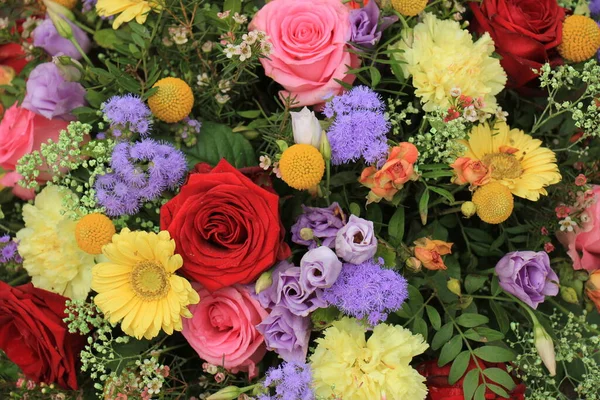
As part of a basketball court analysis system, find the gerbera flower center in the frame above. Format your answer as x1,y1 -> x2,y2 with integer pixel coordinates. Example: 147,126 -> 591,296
482,152 -> 523,180
131,261 -> 170,300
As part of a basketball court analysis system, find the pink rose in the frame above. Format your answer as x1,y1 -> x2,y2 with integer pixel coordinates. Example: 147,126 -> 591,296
557,186 -> 600,271
0,103 -> 69,199
182,284 -> 268,378
249,0 -> 360,107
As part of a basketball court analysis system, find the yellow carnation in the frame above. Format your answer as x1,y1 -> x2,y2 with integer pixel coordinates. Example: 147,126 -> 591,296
310,317 -> 429,400
390,13 -> 506,112
96,0 -> 162,30
16,185 -> 95,300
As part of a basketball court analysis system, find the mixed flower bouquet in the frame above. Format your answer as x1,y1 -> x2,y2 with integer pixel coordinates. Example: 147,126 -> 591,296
1,0 -> 600,399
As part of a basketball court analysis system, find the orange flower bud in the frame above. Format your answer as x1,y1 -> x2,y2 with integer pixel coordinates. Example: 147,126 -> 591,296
413,238 -> 453,271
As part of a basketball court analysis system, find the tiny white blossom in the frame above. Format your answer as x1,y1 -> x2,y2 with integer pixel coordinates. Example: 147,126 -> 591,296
162,37 -> 174,47
495,107 -> 509,122
233,13 -> 248,24
196,73 -> 209,87
201,41 -> 214,53
215,93 -> 230,104
559,216 -> 577,232
450,87 -> 461,98
463,105 -> 478,122
581,212 -> 591,223
273,162 -> 282,178
238,42 -> 252,61
243,31 -> 259,45
223,44 -> 237,58
0,17 -> 9,30
259,155 -> 272,170
218,79 -> 232,93
217,10 -> 231,19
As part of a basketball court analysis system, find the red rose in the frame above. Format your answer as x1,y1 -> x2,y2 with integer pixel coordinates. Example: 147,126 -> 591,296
160,159 -> 291,292
417,359 -> 526,400
0,282 -> 85,390
469,0 -> 565,88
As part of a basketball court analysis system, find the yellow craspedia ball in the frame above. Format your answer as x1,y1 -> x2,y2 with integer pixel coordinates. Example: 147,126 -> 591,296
472,182 -> 514,224
148,77 -> 194,123
75,213 -> 116,255
391,0 -> 428,16
46,0 -> 78,9
558,15 -> 600,63
279,144 -> 325,190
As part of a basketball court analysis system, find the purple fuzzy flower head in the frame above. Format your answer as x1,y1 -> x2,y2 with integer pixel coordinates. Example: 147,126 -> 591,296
258,361 -> 315,400
591,0 -> 600,15
22,62 -> 86,120
82,0 -> 97,12
335,215 -> 377,265
256,307 -> 311,363
32,17 -> 91,60
323,86 -> 389,165
0,237 -> 22,264
299,246 -> 342,291
349,0 -> 398,48
291,202 -> 346,249
495,251 -> 559,309
322,260 -> 408,325
102,94 -> 152,137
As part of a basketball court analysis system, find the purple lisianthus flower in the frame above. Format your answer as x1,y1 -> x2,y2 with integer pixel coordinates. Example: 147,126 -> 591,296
495,251 -> 559,309
299,246 -> 342,290
335,215 -> 377,265
349,0 -> 398,48
22,62 -> 86,120
32,17 -> 91,60
256,307 -> 311,363
291,203 -> 345,249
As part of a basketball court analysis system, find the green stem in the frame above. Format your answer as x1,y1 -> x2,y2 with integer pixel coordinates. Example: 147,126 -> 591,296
402,293 -> 435,328
548,298 -> 600,335
70,38 -> 93,65
8,273 -> 29,286
325,159 -> 331,205
0,222 -> 15,233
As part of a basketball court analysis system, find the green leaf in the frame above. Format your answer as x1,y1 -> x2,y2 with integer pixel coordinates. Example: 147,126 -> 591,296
369,66 -> 381,87
426,305 -> 441,330
388,206 -> 405,243
419,189 -> 430,225
349,202 -> 361,217
463,327 -> 505,343
329,171 -> 359,187
487,384 -> 509,398
474,384 -> 487,400
237,110 -> 262,118
465,275 -> 488,294
181,121 -> 255,168
455,313 -> 489,328
432,322 -> 454,351
449,351 -> 471,385
490,300 -> 510,334
483,367 -> 516,391
412,317 -> 428,341
463,368 -> 480,400
366,204 -> 383,234
429,186 -> 455,204
94,29 -> 124,49
473,346 -> 515,363
491,276 -> 502,296
438,335 -> 463,366
223,0 -> 242,13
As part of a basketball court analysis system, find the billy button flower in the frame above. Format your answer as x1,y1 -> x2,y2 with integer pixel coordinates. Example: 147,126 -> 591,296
391,0 -> 428,17
472,181 -> 514,224
75,213 -> 116,255
279,144 -> 325,190
148,77 -> 194,123
558,15 -> 600,63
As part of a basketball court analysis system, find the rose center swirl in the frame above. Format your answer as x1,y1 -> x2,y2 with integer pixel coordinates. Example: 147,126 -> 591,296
130,261 -> 170,300
482,152 -> 523,180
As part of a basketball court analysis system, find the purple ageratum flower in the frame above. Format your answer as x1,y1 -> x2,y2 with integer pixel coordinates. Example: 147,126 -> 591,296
299,246 -> 342,291
591,0 -> 600,15
256,307 -> 311,363
335,215 -> 377,265
291,203 -> 346,250
102,94 -> 152,137
323,86 -> 389,165
22,62 -> 86,120
82,0 -> 97,12
349,0 -> 398,48
257,361 -> 315,400
32,17 -> 91,60
0,240 -> 21,264
322,260 -> 408,325
495,251 -> 559,309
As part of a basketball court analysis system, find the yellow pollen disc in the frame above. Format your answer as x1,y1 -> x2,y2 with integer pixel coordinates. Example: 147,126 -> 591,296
472,182 -> 514,225
279,144 -> 325,190
482,152 -> 523,180
131,261 -> 171,300
558,15 -> 600,63
75,213 -> 116,255
148,77 -> 194,123
391,0 -> 429,17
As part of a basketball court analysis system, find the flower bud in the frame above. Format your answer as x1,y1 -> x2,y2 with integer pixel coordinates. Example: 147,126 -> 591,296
53,56 -> 83,81
319,131 -> 331,162
586,270 -> 600,312
560,286 -> 578,304
405,256 -> 422,272
447,278 -> 461,296
254,270 -> 273,294
46,10 -> 74,40
291,107 -> 322,148
533,322 -> 556,376
299,228 -> 314,241
207,386 -> 242,400
0,65 -> 15,86
461,201 -> 477,218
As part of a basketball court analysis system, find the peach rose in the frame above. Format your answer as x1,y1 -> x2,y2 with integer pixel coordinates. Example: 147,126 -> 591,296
413,238 -> 453,271
181,284 -> 268,378
249,0 -> 360,107
0,103 -> 69,200
359,142 -> 418,204
586,270 -> 600,312
557,186 -> 600,271
450,157 -> 491,187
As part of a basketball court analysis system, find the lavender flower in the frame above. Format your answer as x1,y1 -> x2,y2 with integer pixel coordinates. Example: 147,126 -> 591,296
349,0 -> 398,48
335,215 -> 377,264
299,246 -> 342,290
22,62 -> 86,120
291,203 -> 345,249
256,307 -> 311,363
32,17 -> 91,60
82,0 -> 97,12
591,0 -> 600,15
102,94 -> 152,137
0,236 -> 22,264
323,86 -> 389,165
95,139 -> 187,216
258,361 -> 315,400
322,260 -> 408,325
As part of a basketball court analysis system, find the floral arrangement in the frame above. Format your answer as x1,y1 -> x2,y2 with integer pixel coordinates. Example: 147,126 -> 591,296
2,0 -> 600,399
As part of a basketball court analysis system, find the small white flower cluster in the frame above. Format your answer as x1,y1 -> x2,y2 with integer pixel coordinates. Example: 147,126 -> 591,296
223,30 -> 273,62
21,16 -> 39,39
168,25 -> 191,45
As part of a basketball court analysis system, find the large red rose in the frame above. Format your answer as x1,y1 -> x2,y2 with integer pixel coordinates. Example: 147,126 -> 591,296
0,282 -> 84,390
160,159 -> 291,292
469,0 -> 565,88
417,358 -> 526,400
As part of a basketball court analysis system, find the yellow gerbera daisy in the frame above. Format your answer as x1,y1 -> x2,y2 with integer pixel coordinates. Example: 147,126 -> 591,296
457,122 -> 561,201
91,228 -> 199,340
96,0 -> 161,30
